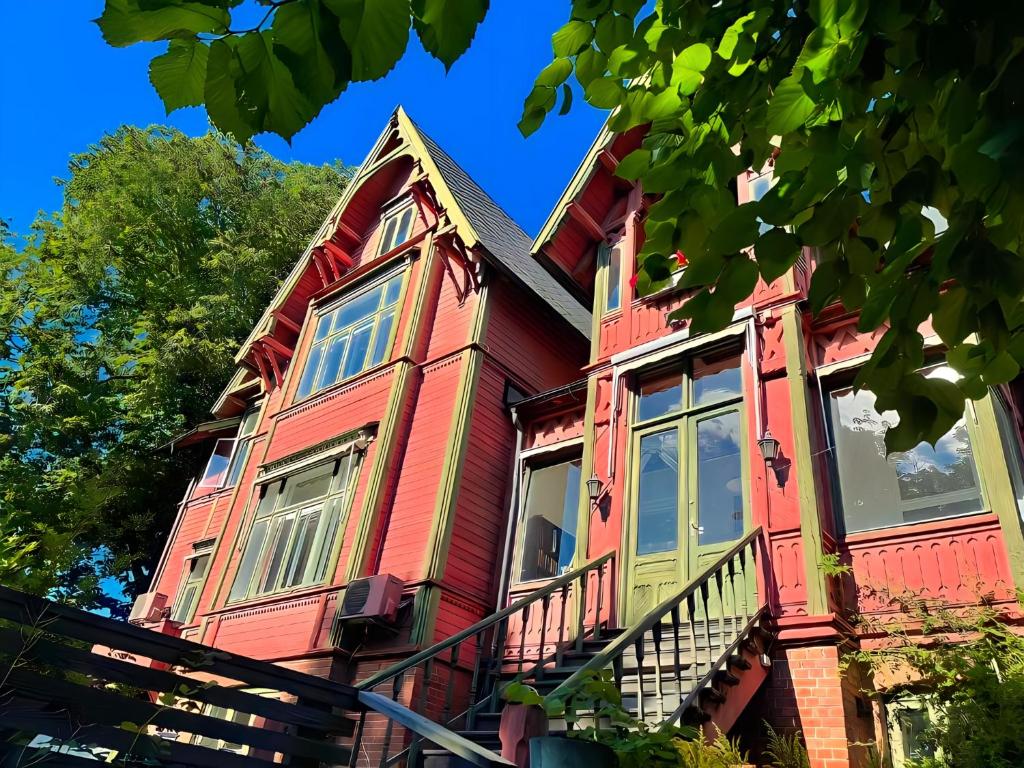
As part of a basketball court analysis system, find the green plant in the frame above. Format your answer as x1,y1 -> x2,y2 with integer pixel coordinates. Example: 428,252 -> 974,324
763,722 -> 810,768
819,552 -> 853,578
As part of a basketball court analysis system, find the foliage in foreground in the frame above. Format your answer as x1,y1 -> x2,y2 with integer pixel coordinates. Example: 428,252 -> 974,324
0,127 -> 349,613
853,597 -> 1024,768
102,0 -> 1024,452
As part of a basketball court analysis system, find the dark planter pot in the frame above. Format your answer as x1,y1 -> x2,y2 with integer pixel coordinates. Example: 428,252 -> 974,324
529,735 -> 617,768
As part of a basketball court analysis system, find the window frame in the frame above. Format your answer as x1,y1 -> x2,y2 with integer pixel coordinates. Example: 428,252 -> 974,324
227,452 -> 361,604
823,365 -> 990,536
171,541 -> 214,625
294,268 -> 407,402
884,693 -> 942,768
197,404 -> 262,490
377,202 -> 416,256
512,448 -> 585,585
627,345 -> 748,556
597,238 -> 623,316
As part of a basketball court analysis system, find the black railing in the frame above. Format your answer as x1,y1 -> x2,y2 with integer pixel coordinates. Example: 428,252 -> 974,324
0,585 -> 511,768
544,528 -> 765,726
356,551 -> 615,766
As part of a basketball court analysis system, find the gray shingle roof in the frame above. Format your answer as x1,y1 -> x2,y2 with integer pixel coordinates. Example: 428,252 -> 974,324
413,122 -> 592,340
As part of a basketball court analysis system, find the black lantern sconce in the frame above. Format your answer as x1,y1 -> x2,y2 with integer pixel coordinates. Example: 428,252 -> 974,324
586,472 -> 603,505
757,429 -> 783,487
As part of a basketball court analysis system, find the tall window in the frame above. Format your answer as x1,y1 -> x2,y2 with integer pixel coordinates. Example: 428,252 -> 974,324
598,240 -> 622,313
171,542 -> 213,624
198,407 -> 261,489
828,365 -> 984,533
228,456 -> 358,602
295,272 -> 404,400
378,205 -> 415,255
517,457 -> 582,581
633,348 -> 745,551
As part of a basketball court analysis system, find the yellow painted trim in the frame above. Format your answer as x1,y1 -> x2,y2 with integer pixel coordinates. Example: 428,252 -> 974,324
780,305 -> 829,615
410,583 -> 442,647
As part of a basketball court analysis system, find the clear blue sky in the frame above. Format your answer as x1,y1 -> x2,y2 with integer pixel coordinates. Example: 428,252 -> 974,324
0,2 -> 606,239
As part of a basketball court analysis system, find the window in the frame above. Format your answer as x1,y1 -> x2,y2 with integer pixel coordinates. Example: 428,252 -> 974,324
192,705 -> 255,753
885,695 -> 940,768
749,171 -> 775,234
634,348 -> 745,551
828,366 -> 984,534
295,272 -> 404,400
198,407 -> 261,489
518,458 -> 582,581
378,205 -> 415,255
171,543 -> 213,624
228,456 -> 358,602
598,240 -> 622,313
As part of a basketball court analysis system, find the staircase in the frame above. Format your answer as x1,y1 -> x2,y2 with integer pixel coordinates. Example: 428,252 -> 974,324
361,529 -> 770,768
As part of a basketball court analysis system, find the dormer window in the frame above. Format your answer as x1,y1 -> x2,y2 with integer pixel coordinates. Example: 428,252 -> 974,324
598,239 -> 623,314
378,204 -> 415,255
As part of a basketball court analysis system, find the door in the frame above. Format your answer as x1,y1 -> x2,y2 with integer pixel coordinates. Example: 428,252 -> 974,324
622,349 -> 748,624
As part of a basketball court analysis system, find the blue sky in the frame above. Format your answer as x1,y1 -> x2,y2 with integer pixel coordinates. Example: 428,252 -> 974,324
0,2 -> 606,239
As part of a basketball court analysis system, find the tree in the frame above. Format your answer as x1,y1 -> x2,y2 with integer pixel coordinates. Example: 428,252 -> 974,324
0,127 -> 349,613
99,0 -> 1024,450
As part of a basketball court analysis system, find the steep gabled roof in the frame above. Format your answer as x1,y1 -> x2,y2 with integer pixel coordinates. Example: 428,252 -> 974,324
412,121 -> 591,337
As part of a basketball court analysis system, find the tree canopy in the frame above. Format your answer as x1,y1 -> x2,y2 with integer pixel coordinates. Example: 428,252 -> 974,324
101,0 -> 1024,451
0,127 -> 349,612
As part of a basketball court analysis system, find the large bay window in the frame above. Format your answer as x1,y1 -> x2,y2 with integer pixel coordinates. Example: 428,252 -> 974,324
228,455 -> 358,602
295,271 -> 404,401
517,456 -> 582,582
198,406 -> 261,489
827,366 -> 986,534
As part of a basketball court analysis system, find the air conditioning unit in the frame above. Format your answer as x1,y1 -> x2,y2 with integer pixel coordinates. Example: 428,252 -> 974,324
339,575 -> 403,623
128,592 -> 169,625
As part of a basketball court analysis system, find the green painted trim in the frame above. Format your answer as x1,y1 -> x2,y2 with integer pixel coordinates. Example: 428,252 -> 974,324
780,306 -> 829,615
398,237 -> 435,359
576,376 -> 600,568
344,360 -> 413,582
409,583 -> 442,647
969,396 -> 1024,587
424,348 -> 484,582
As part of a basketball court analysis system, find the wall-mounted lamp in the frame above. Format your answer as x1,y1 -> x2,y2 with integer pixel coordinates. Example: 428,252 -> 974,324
757,430 -> 783,487
586,472 -> 603,504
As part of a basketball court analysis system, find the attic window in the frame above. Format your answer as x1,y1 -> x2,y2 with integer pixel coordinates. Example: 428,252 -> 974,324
378,205 -> 415,255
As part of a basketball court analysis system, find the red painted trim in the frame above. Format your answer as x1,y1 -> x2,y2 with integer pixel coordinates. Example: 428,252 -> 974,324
841,512 -> 999,547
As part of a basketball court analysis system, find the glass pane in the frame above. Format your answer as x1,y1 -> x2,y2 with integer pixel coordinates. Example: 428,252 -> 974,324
282,506 -> 322,588
296,342 -> 325,400
518,460 -> 581,581
224,439 -> 252,488
636,430 -> 679,555
369,309 -> 395,367
637,372 -> 683,422
750,174 -> 774,234
379,215 -> 397,253
199,439 -> 234,487
316,332 -> 349,390
283,463 -> 334,507
333,286 -> 383,332
172,583 -> 199,623
605,243 -> 621,312
190,553 -> 211,580
313,313 -> 333,342
693,351 -> 743,405
312,500 -> 343,583
229,519 -> 268,602
342,322 -> 374,380
383,274 -> 403,305
238,408 -> 260,438
255,482 -> 281,519
830,381 -> 983,533
395,208 -> 413,246
696,412 -> 744,545
259,514 -> 295,594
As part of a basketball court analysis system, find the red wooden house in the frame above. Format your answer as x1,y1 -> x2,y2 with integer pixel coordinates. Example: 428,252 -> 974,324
144,108 -> 1024,768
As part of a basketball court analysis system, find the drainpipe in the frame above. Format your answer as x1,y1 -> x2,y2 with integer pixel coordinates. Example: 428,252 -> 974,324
495,408 -> 525,613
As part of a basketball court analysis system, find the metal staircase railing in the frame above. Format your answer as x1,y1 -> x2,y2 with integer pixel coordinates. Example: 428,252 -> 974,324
356,551 -> 615,766
544,528 -> 766,726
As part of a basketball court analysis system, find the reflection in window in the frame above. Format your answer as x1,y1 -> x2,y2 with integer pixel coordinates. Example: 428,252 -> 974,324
199,439 -> 234,488
637,373 -> 683,422
599,241 -> 622,313
696,412 -> 744,545
193,705 -> 254,753
228,457 -> 358,602
636,430 -> 679,555
886,695 -> 938,767
519,459 -> 581,581
296,272 -> 404,400
829,368 -> 983,533
693,352 -> 743,405
749,172 -> 774,234
379,205 -> 415,254
171,547 -> 212,624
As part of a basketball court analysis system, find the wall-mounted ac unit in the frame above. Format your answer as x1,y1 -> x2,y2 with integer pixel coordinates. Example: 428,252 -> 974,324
339,575 -> 403,623
128,592 -> 169,625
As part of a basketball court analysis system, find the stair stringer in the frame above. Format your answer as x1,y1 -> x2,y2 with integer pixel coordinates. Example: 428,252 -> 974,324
698,628 -> 773,740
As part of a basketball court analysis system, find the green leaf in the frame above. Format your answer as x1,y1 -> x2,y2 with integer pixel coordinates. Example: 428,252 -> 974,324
234,31 -> 316,141
595,13 -> 633,54
576,47 -> 607,87
273,0 -> 348,103
671,43 -> 711,95
328,0 -> 410,81
536,58 -> 573,88
616,148 -> 651,181
553,20 -> 595,57
572,0 -> 611,21
558,83 -> 574,116
411,0 -> 488,71
96,0 -> 229,46
204,38 -> 255,143
584,77 -> 624,108
766,72 -> 816,135
756,229 -> 802,283
149,39 -> 209,113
